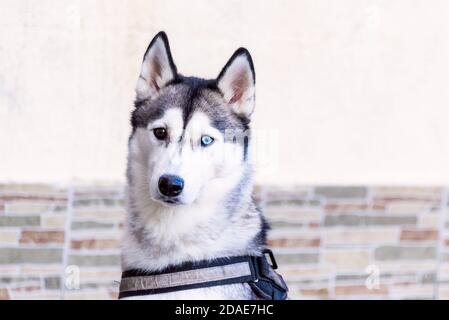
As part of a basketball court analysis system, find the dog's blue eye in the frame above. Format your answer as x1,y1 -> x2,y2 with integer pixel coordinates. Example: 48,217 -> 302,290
201,135 -> 214,147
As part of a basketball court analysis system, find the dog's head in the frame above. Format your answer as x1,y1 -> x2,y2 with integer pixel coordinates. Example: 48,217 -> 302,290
128,32 -> 256,207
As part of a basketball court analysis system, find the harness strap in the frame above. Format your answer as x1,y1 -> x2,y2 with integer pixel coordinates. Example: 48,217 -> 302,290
118,250 -> 288,300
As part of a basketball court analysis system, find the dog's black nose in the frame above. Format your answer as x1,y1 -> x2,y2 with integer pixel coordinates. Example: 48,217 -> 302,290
158,174 -> 184,197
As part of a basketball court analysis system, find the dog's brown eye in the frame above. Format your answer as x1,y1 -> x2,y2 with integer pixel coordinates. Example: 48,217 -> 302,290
153,128 -> 167,140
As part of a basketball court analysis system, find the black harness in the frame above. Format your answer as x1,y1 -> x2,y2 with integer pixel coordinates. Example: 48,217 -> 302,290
118,249 -> 288,300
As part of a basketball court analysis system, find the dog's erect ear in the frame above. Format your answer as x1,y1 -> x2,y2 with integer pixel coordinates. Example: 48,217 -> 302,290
136,32 -> 177,100
217,48 -> 255,118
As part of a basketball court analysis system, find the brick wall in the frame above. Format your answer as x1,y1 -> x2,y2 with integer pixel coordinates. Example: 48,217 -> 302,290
1,185 -> 448,299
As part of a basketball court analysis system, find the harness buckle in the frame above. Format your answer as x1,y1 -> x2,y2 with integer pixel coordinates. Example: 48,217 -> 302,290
263,249 -> 278,270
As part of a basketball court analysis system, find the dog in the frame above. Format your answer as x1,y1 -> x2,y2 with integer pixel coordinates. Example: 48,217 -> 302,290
120,32 -> 287,300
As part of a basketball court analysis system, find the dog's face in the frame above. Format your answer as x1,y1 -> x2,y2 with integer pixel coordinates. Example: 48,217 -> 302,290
128,32 -> 255,207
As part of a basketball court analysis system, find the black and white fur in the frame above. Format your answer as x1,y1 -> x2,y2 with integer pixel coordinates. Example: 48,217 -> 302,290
122,32 -> 268,299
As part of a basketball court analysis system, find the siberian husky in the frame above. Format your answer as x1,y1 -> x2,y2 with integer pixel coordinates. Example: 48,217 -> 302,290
121,32 -> 286,300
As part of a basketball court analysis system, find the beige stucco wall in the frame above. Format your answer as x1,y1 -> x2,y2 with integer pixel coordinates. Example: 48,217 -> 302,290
1,0 -> 449,185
